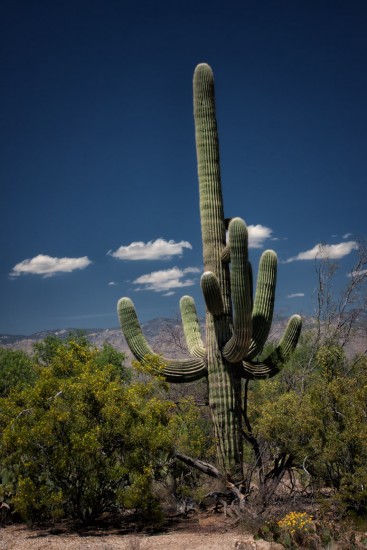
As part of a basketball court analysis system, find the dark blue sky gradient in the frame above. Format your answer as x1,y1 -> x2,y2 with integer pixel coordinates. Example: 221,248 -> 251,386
1,1 -> 366,334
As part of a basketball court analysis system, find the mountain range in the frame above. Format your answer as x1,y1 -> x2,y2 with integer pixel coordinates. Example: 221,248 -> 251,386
1,316 -> 365,364
0,318 -> 196,362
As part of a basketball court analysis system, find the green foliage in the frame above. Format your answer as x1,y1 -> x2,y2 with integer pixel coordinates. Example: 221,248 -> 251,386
0,339 -> 211,525
0,348 -> 37,397
33,331 -> 90,366
250,339 -> 367,514
94,342 -> 130,382
277,511 -> 313,536
258,511 -> 367,549
132,359 -> 214,502
255,389 -> 321,459
33,332 -> 130,382
170,396 -> 213,459
259,512 -> 316,549
0,340 -> 175,524
315,344 -> 346,379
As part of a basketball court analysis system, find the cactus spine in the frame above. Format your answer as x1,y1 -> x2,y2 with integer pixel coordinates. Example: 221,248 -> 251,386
118,63 -> 302,477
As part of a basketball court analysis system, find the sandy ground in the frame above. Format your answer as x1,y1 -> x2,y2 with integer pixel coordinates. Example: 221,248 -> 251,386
0,514 -> 285,550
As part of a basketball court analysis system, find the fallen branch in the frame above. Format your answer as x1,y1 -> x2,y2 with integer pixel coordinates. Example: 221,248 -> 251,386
175,451 -> 221,478
175,451 -> 249,514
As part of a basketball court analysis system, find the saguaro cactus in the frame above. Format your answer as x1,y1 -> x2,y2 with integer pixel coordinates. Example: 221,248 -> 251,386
118,63 -> 301,478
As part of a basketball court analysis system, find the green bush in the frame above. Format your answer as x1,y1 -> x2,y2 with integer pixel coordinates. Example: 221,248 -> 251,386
0,340 -> 175,524
0,348 -> 37,397
250,342 -> 367,514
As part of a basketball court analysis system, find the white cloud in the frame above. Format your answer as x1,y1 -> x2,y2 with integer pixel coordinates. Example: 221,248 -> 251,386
285,241 -> 358,263
287,293 -> 305,298
343,232 -> 352,239
348,269 -> 367,278
133,267 -> 200,293
247,225 -> 273,248
108,281 -> 118,286
10,254 -> 92,278
108,238 -> 192,260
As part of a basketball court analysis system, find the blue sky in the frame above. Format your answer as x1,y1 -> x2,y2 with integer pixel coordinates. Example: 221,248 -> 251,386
1,0 -> 366,335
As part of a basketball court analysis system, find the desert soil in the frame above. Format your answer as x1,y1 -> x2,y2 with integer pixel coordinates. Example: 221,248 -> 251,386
0,513 -> 284,550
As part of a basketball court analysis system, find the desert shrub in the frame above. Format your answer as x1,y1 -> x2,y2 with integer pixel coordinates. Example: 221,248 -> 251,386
0,348 -> 37,397
32,331 -> 90,366
0,340 -> 175,524
277,511 -> 313,535
94,341 -> 131,382
259,511 -> 317,549
249,339 -> 367,514
161,395 -> 215,505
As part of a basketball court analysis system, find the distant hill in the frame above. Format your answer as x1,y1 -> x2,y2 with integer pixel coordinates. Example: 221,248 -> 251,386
1,316 -> 365,363
0,318 -> 194,362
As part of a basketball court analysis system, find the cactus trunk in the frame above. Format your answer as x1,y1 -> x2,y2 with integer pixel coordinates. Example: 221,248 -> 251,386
194,64 -> 243,476
206,316 -> 243,475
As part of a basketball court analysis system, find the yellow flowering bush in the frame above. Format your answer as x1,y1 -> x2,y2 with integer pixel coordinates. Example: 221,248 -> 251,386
278,511 -> 313,535
0,338 -> 178,524
0,335 -> 211,525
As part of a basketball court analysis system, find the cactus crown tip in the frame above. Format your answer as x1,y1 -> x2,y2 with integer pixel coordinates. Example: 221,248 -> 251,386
231,216 -> 244,223
194,62 -> 213,74
117,297 -> 130,307
263,249 -> 277,257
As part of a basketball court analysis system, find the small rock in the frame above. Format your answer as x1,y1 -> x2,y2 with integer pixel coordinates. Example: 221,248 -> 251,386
234,540 -> 256,549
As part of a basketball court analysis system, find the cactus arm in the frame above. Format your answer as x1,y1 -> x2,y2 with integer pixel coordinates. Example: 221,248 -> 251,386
179,296 -> 206,358
223,218 -> 252,362
246,250 -> 277,360
201,272 -> 224,317
240,314 -> 302,379
221,245 -> 230,263
266,314 -> 302,367
241,361 -> 280,380
117,298 -> 207,382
